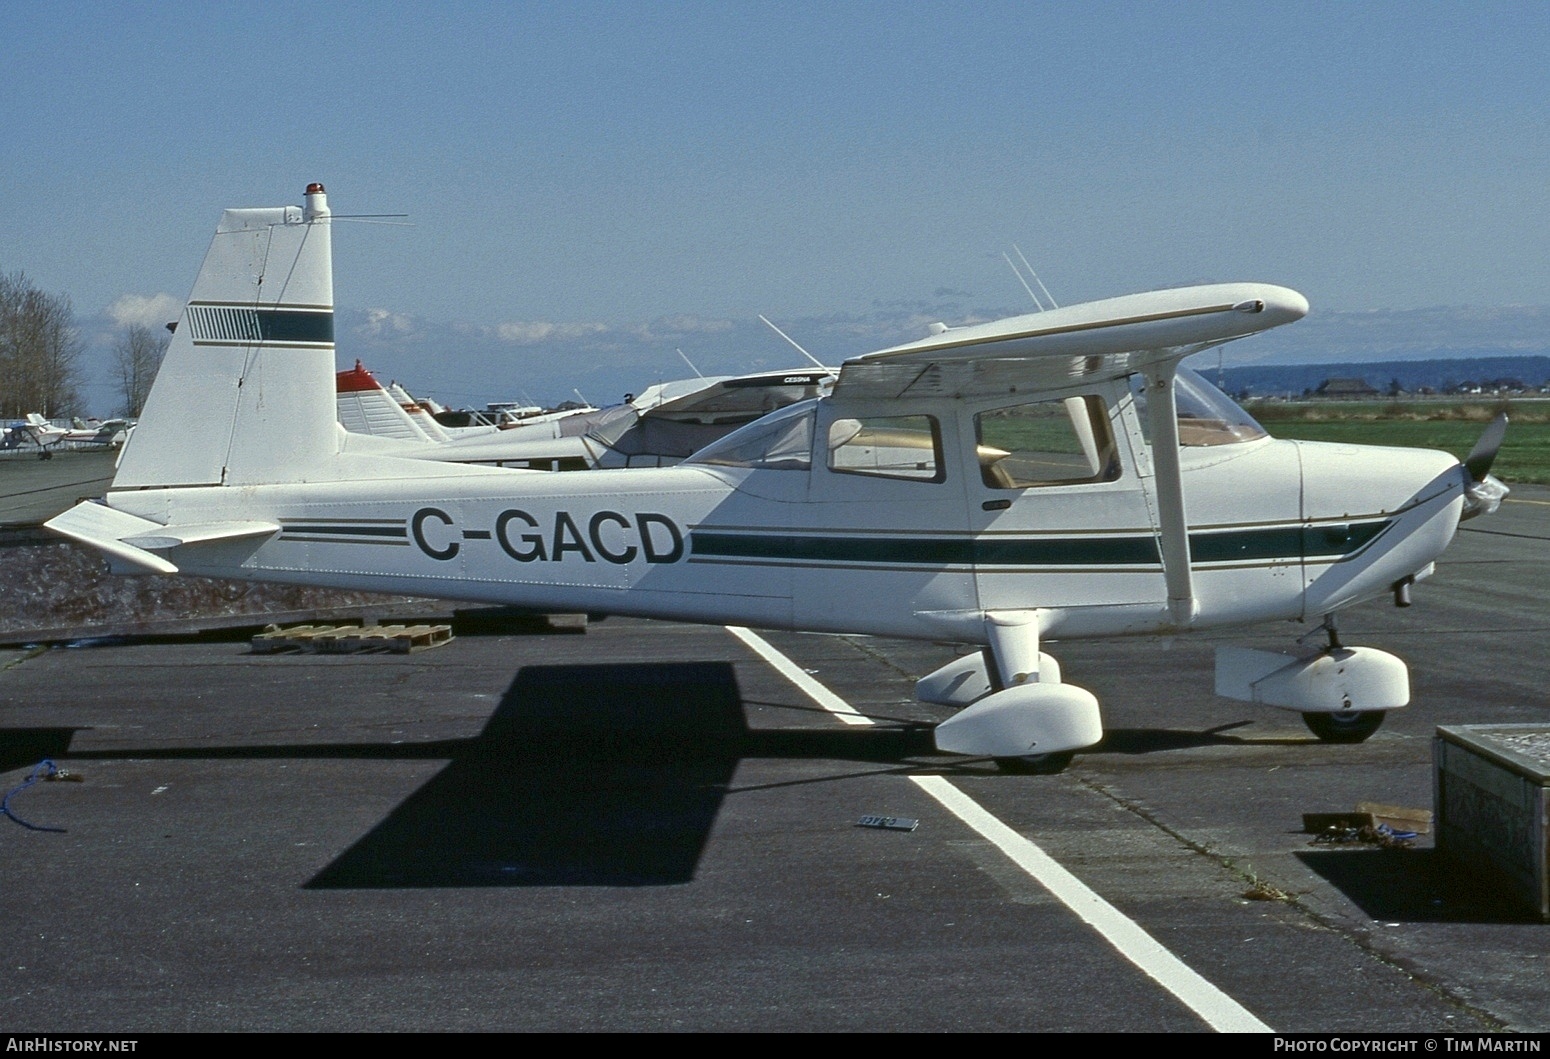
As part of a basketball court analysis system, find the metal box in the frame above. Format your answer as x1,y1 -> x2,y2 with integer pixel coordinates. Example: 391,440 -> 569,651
1433,725 -> 1550,921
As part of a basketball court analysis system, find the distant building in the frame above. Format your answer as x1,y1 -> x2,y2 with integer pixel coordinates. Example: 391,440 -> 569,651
1315,377 -> 1380,399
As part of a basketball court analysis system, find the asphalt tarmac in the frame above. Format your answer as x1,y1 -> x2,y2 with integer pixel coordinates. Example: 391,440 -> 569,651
0,447 -> 118,529
1,486 -> 1546,1034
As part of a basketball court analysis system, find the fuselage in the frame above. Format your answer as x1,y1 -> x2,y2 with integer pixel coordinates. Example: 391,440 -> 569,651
99,371 -> 1468,646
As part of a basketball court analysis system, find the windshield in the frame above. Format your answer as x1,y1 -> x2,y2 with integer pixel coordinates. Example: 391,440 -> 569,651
682,400 -> 817,470
1130,367 -> 1268,447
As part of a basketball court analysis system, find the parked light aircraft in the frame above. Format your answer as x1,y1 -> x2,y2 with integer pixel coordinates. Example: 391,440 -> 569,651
1,414 -> 131,458
62,417 -> 133,448
46,184 -> 1509,769
3,413 -> 69,457
336,359 -> 836,471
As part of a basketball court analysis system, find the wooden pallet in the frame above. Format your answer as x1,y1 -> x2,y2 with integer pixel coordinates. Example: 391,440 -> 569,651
251,622 -> 454,654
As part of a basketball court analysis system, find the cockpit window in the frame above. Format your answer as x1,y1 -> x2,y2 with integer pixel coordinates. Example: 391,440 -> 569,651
976,395 -> 1119,488
683,400 -> 815,470
1129,367 -> 1268,447
827,414 -> 944,482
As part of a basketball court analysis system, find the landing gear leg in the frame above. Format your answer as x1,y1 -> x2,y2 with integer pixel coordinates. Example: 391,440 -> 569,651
983,611 -> 1085,775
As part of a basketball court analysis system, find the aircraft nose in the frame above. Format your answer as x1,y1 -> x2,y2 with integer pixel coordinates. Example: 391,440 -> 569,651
1299,441 -> 1468,616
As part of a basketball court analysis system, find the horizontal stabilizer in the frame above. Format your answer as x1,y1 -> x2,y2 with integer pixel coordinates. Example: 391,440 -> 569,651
44,501 -> 179,575
121,520 -> 280,550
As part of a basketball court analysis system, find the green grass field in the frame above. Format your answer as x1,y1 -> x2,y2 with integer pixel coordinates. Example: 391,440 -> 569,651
1245,399 -> 1550,484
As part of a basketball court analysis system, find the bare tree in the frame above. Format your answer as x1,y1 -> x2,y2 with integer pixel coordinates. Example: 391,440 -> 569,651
112,323 -> 170,417
0,269 -> 84,419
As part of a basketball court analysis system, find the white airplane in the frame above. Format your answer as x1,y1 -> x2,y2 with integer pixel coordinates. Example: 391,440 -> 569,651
4,413 -> 71,457
46,183 -> 1509,770
2,413 -> 133,457
336,360 -> 463,444
62,417 -> 134,448
336,358 -> 835,471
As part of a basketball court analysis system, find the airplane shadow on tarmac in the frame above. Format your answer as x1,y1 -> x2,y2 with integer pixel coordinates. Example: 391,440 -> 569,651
0,727 -> 79,771
14,662 -> 1498,901
0,661 -> 931,889
299,661 -> 940,890
308,661 -> 754,889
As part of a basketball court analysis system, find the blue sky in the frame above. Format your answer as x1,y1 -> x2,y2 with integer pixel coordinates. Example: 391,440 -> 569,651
5,2 -> 1550,412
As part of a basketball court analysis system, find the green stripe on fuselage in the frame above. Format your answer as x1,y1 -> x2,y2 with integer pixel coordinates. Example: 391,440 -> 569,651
690,519 -> 1388,567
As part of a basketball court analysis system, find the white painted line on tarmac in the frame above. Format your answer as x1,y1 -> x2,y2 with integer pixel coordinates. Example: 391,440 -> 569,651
727,624 -> 1274,1035
909,775 -> 1272,1033
725,626 -> 871,725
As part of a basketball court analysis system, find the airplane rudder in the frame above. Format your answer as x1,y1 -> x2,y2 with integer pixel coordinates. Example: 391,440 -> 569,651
113,183 -> 340,489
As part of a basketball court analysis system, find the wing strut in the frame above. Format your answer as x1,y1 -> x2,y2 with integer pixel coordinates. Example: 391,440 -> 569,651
1143,365 -> 1196,627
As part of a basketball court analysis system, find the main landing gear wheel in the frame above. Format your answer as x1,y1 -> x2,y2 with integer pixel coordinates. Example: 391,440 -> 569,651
993,751 -> 1075,775
1302,709 -> 1385,744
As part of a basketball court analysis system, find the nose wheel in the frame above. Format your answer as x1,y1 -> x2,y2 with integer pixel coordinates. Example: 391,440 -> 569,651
1302,709 -> 1385,743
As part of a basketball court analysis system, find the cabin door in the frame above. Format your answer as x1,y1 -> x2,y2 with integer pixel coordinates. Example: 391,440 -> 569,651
964,383 -> 1166,634
791,400 -> 975,638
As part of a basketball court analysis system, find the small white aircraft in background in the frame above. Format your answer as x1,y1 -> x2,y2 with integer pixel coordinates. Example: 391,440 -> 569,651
336,361 -> 479,444
2,413 -> 130,458
62,417 -> 133,448
336,359 -> 835,471
337,369 -> 583,443
3,413 -> 70,457
48,184 -> 1508,770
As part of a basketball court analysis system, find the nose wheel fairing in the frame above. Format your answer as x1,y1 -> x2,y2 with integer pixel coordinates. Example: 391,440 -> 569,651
926,610 -> 1103,765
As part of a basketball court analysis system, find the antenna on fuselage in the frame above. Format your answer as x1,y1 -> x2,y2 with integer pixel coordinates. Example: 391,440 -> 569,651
1013,245 -> 1059,309
330,213 -> 414,227
676,348 -> 706,378
758,315 -> 828,370
1004,253 -> 1046,310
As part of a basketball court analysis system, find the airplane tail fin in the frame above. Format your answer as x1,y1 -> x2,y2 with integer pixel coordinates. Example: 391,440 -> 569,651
336,360 -> 436,443
112,184 -> 338,489
387,382 -> 453,442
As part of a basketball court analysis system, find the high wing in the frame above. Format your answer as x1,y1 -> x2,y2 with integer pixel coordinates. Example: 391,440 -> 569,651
832,284 -> 1307,401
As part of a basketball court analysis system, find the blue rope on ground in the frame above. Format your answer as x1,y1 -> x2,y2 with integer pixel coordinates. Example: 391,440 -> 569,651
2,759 -> 67,833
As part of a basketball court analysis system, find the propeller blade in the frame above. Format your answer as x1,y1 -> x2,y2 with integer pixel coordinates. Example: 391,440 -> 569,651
1464,412 -> 1508,482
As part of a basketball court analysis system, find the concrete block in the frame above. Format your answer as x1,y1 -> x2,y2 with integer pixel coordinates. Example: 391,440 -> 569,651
1434,724 -> 1550,920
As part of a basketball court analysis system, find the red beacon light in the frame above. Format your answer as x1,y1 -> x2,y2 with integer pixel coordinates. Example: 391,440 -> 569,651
305,182 -> 326,195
